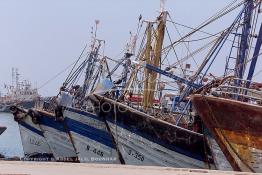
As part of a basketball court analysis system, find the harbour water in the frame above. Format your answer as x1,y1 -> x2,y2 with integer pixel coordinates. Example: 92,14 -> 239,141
0,112 -> 23,157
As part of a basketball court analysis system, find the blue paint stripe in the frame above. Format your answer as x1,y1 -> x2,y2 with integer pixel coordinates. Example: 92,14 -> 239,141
65,107 -> 103,122
64,117 -> 115,149
106,118 -> 204,162
37,112 -> 66,133
19,121 -> 44,137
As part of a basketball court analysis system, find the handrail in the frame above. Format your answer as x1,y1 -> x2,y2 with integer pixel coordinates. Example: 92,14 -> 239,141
212,77 -> 262,104
218,85 -> 262,96
214,91 -> 262,102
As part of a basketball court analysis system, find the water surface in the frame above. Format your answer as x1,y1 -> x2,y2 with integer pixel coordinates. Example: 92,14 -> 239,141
0,112 -> 23,157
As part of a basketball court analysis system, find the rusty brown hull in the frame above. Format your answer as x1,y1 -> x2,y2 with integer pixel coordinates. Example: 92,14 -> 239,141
191,94 -> 262,173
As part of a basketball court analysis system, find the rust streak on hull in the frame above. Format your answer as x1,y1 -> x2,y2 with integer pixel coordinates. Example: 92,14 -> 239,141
191,94 -> 262,173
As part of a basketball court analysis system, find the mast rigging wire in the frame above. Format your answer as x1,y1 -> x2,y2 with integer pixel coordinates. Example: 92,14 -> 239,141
163,0 -> 246,52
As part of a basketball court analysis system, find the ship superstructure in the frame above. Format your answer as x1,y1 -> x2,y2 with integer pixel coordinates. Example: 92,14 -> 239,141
0,68 -> 39,112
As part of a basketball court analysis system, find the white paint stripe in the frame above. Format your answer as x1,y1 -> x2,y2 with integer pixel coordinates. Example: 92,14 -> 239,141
39,125 -> 76,160
108,122 -> 209,168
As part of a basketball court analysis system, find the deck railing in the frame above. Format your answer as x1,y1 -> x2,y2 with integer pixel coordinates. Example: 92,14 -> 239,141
212,78 -> 262,105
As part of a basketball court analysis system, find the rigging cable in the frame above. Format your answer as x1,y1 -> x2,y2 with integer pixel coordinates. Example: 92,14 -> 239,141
246,3 -> 260,69
37,60 -> 78,90
64,44 -> 88,85
165,26 -> 186,75
163,0 -> 245,52
167,12 -> 199,69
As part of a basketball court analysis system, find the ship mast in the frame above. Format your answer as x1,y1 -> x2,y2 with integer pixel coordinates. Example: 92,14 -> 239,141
143,11 -> 167,110
142,22 -> 153,110
82,21 -> 103,96
235,0 -> 253,79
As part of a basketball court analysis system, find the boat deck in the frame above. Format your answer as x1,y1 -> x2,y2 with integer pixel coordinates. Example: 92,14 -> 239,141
0,161 -> 258,175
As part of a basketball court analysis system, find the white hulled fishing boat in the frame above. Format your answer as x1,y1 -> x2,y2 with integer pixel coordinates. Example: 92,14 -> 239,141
10,106 -> 53,160
0,68 -> 39,113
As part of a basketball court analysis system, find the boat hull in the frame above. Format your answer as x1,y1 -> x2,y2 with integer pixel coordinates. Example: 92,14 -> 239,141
32,109 -> 77,162
0,126 -> 6,135
191,94 -> 262,172
11,107 -> 53,160
63,107 -> 119,163
92,95 -> 213,168
204,129 -> 233,171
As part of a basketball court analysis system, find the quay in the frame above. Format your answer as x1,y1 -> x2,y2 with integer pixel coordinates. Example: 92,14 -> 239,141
0,161 -> 259,175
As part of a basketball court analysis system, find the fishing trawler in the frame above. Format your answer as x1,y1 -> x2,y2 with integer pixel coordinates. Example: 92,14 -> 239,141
62,25 -> 139,164
11,92 -> 78,161
93,94 -> 213,168
192,78 -> 262,172
54,33 -> 120,163
12,103 -> 77,161
10,106 -> 54,160
191,0 -> 262,172
0,68 -> 39,113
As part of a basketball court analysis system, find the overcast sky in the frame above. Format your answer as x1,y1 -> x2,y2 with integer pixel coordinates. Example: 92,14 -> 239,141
0,0 -> 261,96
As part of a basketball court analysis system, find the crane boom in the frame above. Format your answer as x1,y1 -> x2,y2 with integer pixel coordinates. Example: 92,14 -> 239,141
143,63 -> 201,89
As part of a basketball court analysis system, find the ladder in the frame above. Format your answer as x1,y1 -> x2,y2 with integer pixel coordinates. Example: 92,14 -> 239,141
224,23 -> 242,76
224,0 -> 253,78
